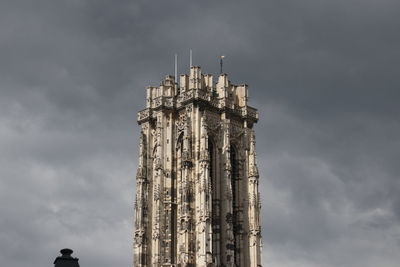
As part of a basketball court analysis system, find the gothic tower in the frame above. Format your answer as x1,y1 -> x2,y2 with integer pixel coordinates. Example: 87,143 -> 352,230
134,66 -> 262,267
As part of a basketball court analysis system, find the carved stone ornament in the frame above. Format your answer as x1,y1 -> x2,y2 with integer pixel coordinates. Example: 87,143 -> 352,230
152,227 -> 160,240
153,184 -> 161,201
134,67 -> 262,266
205,112 -> 221,134
141,122 -> 149,132
230,123 -> 245,140
152,254 -> 161,264
134,230 -> 146,247
176,114 -> 187,133
249,165 -> 259,178
179,217 -> 190,233
153,157 -> 162,170
185,104 -> 193,113
249,192 -> 258,206
179,252 -> 189,265
200,150 -> 209,161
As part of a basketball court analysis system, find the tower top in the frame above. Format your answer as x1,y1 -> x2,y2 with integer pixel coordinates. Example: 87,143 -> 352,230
138,66 -> 258,126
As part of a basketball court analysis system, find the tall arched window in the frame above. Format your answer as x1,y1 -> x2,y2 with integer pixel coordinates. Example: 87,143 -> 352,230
171,133 -> 183,264
230,144 -> 239,266
208,138 -> 221,263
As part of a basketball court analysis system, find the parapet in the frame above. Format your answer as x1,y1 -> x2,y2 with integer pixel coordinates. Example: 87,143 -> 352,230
138,66 -> 258,124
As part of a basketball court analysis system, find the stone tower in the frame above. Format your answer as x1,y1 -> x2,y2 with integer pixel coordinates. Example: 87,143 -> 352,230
134,66 -> 262,267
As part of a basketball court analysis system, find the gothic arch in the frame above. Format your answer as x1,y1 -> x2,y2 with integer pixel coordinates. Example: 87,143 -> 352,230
169,132 -> 184,264
207,135 -> 222,263
134,67 -> 262,266
230,143 -> 241,266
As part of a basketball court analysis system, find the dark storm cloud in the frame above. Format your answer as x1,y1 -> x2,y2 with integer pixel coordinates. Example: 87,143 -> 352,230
1,0 -> 399,266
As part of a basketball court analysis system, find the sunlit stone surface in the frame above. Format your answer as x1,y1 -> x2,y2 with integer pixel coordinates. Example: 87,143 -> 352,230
134,66 -> 262,266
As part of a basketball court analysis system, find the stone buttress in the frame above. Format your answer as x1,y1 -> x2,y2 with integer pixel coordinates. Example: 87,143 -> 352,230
134,66 -> 262,267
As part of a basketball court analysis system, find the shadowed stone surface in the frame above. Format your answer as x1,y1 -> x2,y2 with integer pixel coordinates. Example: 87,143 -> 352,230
54,249 -> 80,267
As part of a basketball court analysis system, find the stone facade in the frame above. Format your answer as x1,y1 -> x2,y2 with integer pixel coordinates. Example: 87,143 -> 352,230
134,66 -> 262,266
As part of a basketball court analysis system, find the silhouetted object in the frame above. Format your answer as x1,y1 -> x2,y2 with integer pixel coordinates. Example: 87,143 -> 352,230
53,248 -> 80,267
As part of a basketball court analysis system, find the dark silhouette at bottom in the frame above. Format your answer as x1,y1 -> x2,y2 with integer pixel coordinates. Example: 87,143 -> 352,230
54,248 -> 80,267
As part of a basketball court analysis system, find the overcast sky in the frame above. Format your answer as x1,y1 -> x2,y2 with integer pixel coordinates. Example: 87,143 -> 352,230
1,0 -> 399,266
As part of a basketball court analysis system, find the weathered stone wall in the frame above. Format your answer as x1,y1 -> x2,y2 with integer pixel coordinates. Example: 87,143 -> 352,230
134,67 -> 261,267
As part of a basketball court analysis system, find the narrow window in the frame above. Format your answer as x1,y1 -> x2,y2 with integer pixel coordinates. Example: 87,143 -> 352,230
171,136 -> 183,264
209,139 -> 220,263
230,145 -> 239,265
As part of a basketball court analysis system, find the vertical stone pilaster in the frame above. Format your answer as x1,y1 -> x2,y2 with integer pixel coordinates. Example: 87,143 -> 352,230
151,114 -> 164,266
195,114 -> 213,266
178,111 -> 193,266
134,132 -> 148,267
248,130 -> 262,267
222,119 -> 235,267
162,111 -> 175,265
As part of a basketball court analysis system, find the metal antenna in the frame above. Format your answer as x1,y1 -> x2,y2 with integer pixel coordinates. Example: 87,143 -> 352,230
220,55 -> 225,74
174,53 -> 177,84
190,49 -> 193,68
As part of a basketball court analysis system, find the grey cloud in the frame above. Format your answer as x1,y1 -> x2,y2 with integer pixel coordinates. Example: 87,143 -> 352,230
0,0 -> 399,266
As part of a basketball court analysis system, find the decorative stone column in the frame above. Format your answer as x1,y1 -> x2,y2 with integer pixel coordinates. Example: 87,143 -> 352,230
222,119 -> 235,267
196,114 -> 213,266
178,114 -> 193,266
151,116 -> 164,266
248,130 -> 262,267
134,132 -> 148,266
